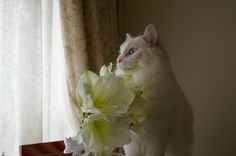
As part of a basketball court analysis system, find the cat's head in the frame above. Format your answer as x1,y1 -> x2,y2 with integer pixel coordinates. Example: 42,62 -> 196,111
116,24 -> 162,73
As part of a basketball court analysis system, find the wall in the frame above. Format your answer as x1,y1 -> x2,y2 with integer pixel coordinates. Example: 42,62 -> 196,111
120,0 -> 236,156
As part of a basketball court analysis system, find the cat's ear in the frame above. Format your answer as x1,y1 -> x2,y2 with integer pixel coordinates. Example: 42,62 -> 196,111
126,33 -> 132,40
143,24 -> 159,47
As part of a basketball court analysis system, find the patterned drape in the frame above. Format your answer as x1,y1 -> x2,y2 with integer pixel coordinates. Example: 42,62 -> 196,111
59,0 -> 120,117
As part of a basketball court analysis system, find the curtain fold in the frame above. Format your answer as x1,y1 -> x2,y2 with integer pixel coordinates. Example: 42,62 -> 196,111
59,0 -> 120,118
0,1 -> 43,155
0,0 -> 77,155
0,0 -> 121,155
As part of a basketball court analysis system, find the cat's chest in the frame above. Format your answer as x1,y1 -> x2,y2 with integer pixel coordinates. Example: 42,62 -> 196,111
133,74 -> 163,98
133,71 -> 157,89
133,73 -> 175,108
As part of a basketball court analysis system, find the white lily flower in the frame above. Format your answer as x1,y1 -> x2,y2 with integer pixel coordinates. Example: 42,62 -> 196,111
76,70 -> 135,116
81,114 -> 131,156
68,64 -> 149,156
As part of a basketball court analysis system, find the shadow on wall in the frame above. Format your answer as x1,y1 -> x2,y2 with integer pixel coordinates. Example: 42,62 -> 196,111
120,0 -> 236,156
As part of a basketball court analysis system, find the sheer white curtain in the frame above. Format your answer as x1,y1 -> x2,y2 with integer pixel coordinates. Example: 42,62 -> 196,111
0,0 -> 79,155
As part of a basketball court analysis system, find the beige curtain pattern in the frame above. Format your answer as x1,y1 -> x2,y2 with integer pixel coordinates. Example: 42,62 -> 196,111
59,0 -> 120,117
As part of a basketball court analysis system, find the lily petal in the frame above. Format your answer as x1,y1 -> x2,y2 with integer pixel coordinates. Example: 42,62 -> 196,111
92,74 -> 135,115
99,63 -> 113,76
77,71 -> 98,113
64,133 -> 84,155
77,71 -> 98,98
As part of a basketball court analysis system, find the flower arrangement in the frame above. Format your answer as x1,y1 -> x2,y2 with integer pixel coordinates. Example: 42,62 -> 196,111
64,64 -> 149,156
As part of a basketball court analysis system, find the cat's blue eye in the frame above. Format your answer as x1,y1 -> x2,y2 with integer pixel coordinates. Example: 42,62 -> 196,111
127,47 -> 137,56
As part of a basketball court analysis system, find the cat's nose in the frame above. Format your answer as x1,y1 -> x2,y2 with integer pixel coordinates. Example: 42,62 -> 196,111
117,58 -> 122,64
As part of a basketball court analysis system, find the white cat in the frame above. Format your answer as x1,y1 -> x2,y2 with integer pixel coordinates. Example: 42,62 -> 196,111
116,24 -> 194,156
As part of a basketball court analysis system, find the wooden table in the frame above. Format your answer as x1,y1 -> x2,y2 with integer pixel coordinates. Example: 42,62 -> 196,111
19,141 -> 125,156
19,140 -> 71,156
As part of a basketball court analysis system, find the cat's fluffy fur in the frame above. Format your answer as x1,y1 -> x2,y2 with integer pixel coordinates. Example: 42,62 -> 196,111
116,25 -> 194,156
